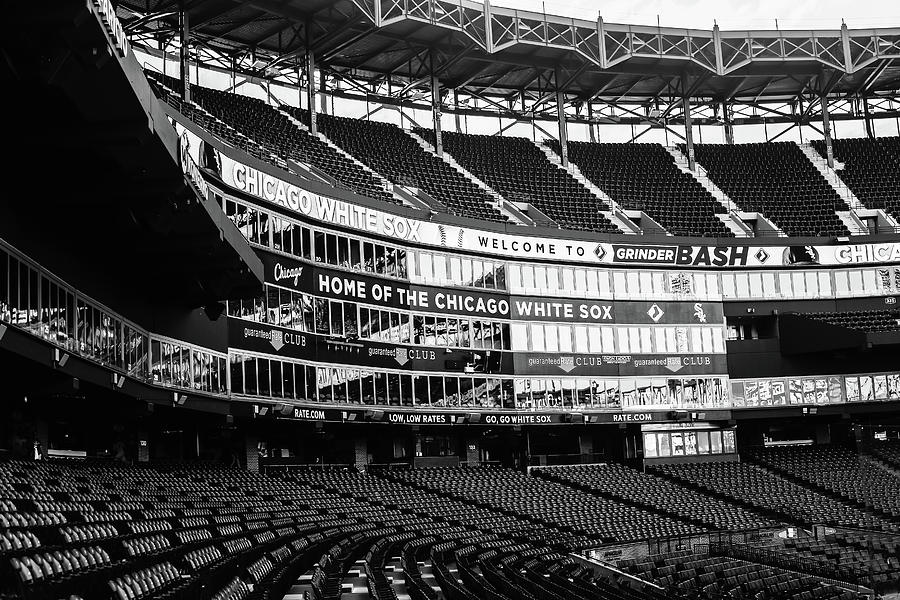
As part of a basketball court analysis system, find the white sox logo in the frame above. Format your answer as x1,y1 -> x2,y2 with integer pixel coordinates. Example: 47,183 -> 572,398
693,303 -> 707,323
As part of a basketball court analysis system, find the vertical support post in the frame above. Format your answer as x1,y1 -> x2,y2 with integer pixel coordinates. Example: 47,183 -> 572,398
178,3 -> 190,103
556,80 -> 568,166
820,96 -> 834,169
588,99 -> 596,143
431,60 -> 443,156
305,41 -> 317,135
722,101 -> 735,145
682,96 -> 696,171
354,438 -> 368,471
453,89 -> 462,133
465,435 -> 480,466
863,98 -> 874,139
244,434 -> 259,472
137,433 -> 150,463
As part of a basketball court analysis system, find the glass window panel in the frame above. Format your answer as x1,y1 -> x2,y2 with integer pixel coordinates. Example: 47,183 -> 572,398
644,434 -> 659,458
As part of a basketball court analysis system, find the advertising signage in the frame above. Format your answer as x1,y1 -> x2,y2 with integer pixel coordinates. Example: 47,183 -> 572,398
269,407 -> 671,426
514,353 -> 727,377
261,252 -> 722,325
208,153 -> 900,269
260,252 -> 510,319
509,297 -> 722,325
228,320 -> 511,373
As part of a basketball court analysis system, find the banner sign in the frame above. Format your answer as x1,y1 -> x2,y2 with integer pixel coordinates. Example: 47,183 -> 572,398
514,353 -> 727,377
261,252 -> 721,325
509,298 -> 722,324
270,407 -> 671,426
314,269 -> 509,319
210,153 -> 900,269
228,320 -> 512,373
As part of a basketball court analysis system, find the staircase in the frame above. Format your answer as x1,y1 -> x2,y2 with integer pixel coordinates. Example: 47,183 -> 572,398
150,75 -> 287,170
279,107 -> 405,205
665,146 -> 753,238
405,130 -> 531,225
798,143 -> 865,211
535,141 -> 637,234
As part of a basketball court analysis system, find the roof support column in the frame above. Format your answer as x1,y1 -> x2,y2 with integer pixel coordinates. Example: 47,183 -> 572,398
305,43 -> 317,135
178,2 -> 190,103
588,100 -> 596,143
722,102 -> 734,145
682,96 -> 696,171
863,98 -> 874,139
453,89 -> 462,133
430,56 -> 443,156
820,96 -> 834,169
556,87 -> 568,167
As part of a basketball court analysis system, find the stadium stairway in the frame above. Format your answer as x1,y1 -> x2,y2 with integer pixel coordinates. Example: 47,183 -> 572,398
278,109 -> 408,209
810,136 -> 900,227
797,143 -> 871,235
533,141 -> 639,234
546,140 -> 738,237
692,141 -> 852,237
405,129 -> 535,226
664,146 -> 756,237
429,131 -> 625,234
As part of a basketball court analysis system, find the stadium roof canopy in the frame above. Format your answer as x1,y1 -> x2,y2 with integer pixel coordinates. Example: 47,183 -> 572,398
119,0 -> 900,106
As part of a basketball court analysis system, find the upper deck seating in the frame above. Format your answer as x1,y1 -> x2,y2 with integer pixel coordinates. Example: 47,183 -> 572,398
146,73 -> 397,206
295,112 -> 508,223
425,131 -> 621,233
692,142 -> 851,236
554,141 -> 734,237
811,136 -> 900,221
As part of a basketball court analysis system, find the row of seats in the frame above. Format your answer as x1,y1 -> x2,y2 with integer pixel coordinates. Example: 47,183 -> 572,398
554,141 -> 734,237
748,444 -> 900,518
377,465 -> 704,544
618,550 -> 860,599
146,72 -> 889,239
812,136 -> 900,221
302,111 -> 508,223
1,455 -> 892,600
651,461 -> 894,530
692,142 -> 851,237
801,309 -> 900,332
424,131 -> 621,233
147,73 -> 397,206
536,463 -> 775,531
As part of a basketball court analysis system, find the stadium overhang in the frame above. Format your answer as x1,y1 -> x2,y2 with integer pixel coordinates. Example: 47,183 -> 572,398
116,0 -> 900,106
1,0 -> 264,310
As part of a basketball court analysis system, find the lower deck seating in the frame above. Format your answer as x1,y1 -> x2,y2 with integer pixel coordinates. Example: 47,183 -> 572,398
618,550 -> 861,599
0,458 -> 890,600
801,309 -> 900,332
536,463 -> 775,530
651,461 -> 894,530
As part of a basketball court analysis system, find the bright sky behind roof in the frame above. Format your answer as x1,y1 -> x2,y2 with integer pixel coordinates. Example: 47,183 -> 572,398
491,0 -> 899,30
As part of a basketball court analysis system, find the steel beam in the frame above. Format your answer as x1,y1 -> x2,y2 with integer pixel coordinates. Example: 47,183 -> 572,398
820,96 -> 834,168
179,4 -> 190,103
683,96 -> 695,171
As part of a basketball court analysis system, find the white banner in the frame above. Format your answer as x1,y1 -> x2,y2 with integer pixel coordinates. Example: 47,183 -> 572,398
217,154 -> 900,269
